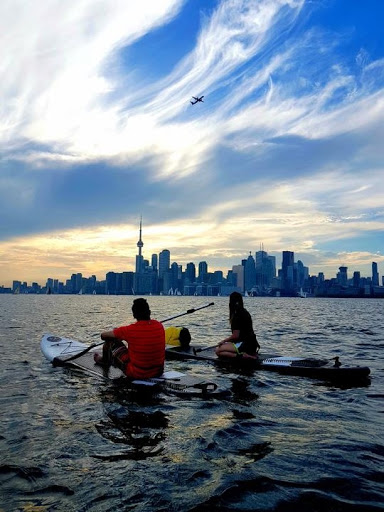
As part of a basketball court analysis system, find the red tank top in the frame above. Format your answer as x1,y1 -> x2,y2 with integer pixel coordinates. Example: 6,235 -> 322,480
113,320 -> 165,379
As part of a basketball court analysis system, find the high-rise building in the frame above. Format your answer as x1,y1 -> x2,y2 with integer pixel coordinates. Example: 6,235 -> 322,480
106,272 -> 117,294
185,262 -> 196,284
244,252 -> 256,292
353,271 -> 361,288
255,250 -> 276,288
337,266 -> 348,287
372,262 -> 379,286
232,264 -> 244,292
159,250 -> 170,278
198,261 -> 208,282
151,253 -> 158,273
282,251 -> 294,291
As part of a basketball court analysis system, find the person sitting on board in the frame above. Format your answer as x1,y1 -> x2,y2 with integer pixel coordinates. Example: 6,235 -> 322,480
215,291 -> 260,359
165,326 -> 191,350
94,298 -> 165,379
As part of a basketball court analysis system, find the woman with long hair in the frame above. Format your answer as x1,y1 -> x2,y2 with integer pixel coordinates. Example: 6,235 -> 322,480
215,291 -> 260,358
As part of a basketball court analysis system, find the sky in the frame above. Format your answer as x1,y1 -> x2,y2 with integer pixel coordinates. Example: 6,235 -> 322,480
1,0 -> 384,287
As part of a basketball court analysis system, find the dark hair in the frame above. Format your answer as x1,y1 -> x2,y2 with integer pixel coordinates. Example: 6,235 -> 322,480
229,291 -> 244,322
132,298 -> 151,320
179,327 -> 191,349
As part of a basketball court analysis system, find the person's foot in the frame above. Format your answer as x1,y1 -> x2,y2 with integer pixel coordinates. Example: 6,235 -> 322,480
94,352 -> 104,365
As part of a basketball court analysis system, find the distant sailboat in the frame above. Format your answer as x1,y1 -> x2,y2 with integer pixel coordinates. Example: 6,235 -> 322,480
298,288 -> 307,298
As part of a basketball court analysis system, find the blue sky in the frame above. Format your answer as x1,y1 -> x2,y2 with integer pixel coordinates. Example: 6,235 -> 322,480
1,0 -> 384,286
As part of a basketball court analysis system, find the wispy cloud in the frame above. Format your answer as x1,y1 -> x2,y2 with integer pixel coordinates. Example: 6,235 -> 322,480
0,0 -> 383,285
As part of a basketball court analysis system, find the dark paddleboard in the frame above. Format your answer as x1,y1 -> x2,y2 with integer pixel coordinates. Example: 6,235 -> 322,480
165,345 -> 371,383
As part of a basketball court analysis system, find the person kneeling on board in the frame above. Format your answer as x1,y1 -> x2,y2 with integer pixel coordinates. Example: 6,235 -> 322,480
165,326 -> 191,350
215,291 -> 260,359
94,298 -> 165,379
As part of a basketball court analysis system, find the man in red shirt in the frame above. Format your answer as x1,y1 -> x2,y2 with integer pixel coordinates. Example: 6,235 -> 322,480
94,298 -> 165,379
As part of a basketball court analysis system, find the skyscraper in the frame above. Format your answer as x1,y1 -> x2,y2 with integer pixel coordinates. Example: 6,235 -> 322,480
159,250 -> 170,278
151,253 -> 158,273
282,251 -> 294,291
185,262 -> 196,283
198,261 -> 208,282
372,262 -> 379,287
244,252 -> 256,292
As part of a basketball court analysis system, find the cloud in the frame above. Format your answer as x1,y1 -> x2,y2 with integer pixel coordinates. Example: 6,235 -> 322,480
1,0 -> 384,286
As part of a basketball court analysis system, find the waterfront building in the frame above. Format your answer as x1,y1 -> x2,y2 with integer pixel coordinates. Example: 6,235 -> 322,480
353,271 -> 361,288
151,254 -> 158,274
244,252 -> 256,292
337,266 -> 348,287
282,251 -> 294,292
255,251 -> 276,288
159,250 -> 170,278
185,262 -> 196,284
232,264 -> 244,292
372,262 -> 379,287
198,261 -> 208,283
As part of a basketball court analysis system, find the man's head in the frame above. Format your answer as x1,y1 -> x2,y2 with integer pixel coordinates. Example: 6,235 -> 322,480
132,298 -> 151,320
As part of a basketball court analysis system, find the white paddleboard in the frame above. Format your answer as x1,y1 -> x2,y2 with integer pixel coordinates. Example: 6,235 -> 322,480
41,334 -> 229,397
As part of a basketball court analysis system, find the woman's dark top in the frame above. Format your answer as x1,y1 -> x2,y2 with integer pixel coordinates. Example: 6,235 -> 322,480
231,308 -> 259,355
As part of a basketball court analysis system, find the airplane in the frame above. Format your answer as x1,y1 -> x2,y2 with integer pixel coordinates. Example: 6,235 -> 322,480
190,95 -> 204,105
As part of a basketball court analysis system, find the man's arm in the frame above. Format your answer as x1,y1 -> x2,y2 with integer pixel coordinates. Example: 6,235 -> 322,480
101,330 -> 117,341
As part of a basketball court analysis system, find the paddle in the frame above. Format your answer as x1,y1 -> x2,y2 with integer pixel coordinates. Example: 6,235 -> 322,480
160,302 -> 214,323
193,344 -> 218,355
59,302 -> 215,362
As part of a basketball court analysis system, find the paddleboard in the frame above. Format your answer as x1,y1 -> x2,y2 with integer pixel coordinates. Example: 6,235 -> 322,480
165,345 -> 371,383
41,334 -> 229,397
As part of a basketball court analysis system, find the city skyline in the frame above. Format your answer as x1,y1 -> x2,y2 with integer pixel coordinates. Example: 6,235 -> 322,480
4,233 -> 382,292
1,1 -> 383,286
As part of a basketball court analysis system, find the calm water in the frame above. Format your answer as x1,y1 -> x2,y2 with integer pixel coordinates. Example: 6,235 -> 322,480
1,295 -> 383,512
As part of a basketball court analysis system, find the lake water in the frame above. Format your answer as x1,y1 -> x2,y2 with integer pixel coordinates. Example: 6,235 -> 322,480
1,295 -> 383,511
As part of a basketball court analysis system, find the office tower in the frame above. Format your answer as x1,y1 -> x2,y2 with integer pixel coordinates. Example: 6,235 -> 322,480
76,273 -> 83,293
282,251 -> 294,291
151,254 -> 158,273
337,266 -> 348,287
185,262 -> 196,284
211,270 -> 223,285
244,252 -> 256,292
353,271 -> 361,288
372,262 -> 379,286
232,264 -> 244,292
170,262 -> 180,292
159,250 -> 170,278
198,261 -> 208,282
255,250 -> 268,269
106,272 -> 117,294
295,260 -> 308,289
255,250 -> 276,288
12,280 -> 21,293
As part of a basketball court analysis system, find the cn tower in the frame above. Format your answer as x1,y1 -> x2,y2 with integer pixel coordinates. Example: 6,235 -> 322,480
135,217 -> 144,275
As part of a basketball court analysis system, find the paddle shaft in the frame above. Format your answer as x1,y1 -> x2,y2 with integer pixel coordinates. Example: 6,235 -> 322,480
65,302 -> 215,360
160,302 -> 214,323
193,345 -> 219,355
